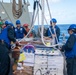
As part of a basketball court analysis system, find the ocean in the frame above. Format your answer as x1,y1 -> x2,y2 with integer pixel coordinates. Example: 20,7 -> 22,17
33,24 -> 70,42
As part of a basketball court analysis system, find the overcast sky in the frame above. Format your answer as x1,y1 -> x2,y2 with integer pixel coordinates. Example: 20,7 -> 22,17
28,0 -> 76,24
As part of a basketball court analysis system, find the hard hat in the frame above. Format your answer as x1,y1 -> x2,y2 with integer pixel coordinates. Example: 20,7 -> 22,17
5,20 -> 9,25
16,20 -> 21,24
23,24 -> 29,27
50,18 -> 57,23
9,22 -> 14,26
68,24 -> 76,30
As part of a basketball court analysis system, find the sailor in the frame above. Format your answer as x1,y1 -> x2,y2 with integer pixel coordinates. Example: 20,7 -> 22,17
0,40 -> 11,75
7,22 -> 16,44
23,23 -> 36,37
0,21 -> 11,49
0,21 -> 14,75
23,23 -> 29,32
0,21 -> 16,49
45,18 -> 60,44
14,20 -> 27,40
60,24 -> 76,75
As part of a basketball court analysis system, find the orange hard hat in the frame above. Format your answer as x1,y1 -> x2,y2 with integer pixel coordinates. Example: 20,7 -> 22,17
23,24 -> 29,27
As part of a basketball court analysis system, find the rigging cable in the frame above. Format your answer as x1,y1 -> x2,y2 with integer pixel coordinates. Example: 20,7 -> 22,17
18,0 -> 41,42
46,0 -> 52,19
19,0 -> 61,47
41,0 -> 61,47
46,0 -> 59,47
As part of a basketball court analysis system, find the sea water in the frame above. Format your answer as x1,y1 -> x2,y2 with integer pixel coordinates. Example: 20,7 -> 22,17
33,24 -> 70,42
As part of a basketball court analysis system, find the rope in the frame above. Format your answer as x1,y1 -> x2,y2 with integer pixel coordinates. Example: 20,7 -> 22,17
12,0 -> 23,19
46,0 -> 52,19
40,0 -> 61,48
53,26 -> 60,48
18,0 -> 59,47
18,0 -> 40,42
18,0 -> 61,48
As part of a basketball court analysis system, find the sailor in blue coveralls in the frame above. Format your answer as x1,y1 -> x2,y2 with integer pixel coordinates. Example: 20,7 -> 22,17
0,21 -> 15,75
45,18 -> 60,45
14,20 -> 27,40
61,24 -> 76,75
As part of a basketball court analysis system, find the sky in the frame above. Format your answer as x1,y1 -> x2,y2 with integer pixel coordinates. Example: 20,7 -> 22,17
28,0 -> 76,24
0,0 -> 76,24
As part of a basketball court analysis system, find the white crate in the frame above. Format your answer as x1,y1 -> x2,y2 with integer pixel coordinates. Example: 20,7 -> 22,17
23,52 -> 35,66
48,66 -> 64,75
35,49 -> 47,55
48,56 -> 64,64
35,55 -> 47,64
34,64 -> 47,75
34,66 -> 64,75
34,50 -> 64,75
35,48 -> 61,56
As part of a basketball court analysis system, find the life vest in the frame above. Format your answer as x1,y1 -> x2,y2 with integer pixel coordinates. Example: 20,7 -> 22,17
15,27 -> 24,39
0,27 -> 10,46
65,34 -> 76,58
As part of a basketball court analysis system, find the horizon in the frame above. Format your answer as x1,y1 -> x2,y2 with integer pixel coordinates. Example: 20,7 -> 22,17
34,24 -> 71,25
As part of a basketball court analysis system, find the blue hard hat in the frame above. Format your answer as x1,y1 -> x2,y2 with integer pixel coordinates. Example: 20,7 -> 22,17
5,20 -> 9,26
68,24 -> 76,30
50,18 -> 57,23
9,22 -> 14,26
16,20 -> 21,25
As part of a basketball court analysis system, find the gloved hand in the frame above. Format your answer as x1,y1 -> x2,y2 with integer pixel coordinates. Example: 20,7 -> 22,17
11,44 -> 16,49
